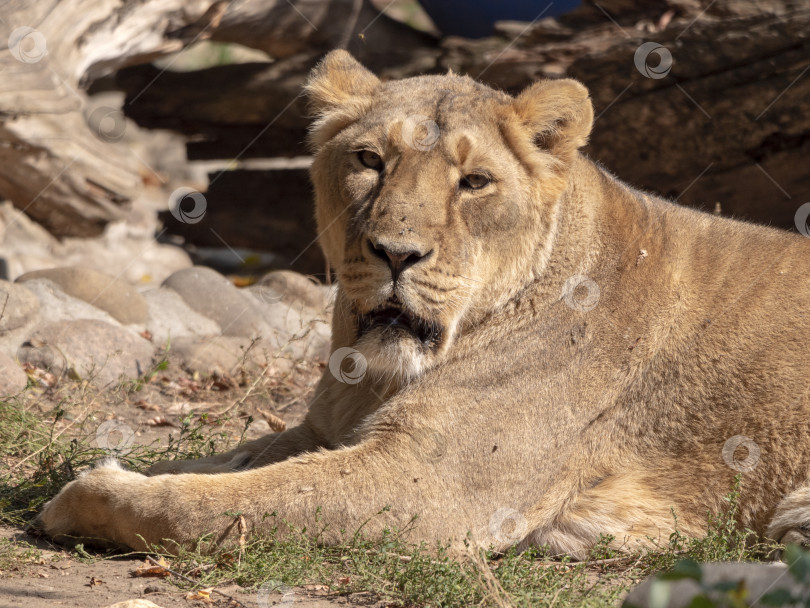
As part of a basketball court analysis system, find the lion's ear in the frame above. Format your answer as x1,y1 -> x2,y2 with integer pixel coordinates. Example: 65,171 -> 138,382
305,50 -> 381,148
512,79 -> 593,163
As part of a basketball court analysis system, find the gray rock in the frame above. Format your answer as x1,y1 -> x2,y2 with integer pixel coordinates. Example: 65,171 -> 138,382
170,335 -> 294,377
247,273 -> 333,362
0,351 -> 28,395
249,296 -> 332,362
623,562 -> 800,608
253,270 -> 332,311
18,319 -> 154,388
141,287 -> 221,347
17,266 -> 148,325
21,279 -> 122,326
0,278 -> 122,360
0,280 -> 40,332
0,201 -> 64,280
162,266 -> 268,338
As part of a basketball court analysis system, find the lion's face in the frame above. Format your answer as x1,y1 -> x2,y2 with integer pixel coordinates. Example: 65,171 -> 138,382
307,51 -> 593,381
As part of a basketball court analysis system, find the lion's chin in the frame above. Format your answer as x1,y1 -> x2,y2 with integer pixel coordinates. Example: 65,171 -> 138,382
353,331 -> 439,385
351,305 -> 447,383
354,331 -> 427,383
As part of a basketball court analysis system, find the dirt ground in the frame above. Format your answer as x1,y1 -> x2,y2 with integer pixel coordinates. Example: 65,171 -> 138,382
0,361 -> 392,608
0,523 -> 382,607
0,522 -> 386,607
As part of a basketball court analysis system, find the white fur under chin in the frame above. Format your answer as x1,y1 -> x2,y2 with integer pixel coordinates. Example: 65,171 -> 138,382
355,331 -> 427,384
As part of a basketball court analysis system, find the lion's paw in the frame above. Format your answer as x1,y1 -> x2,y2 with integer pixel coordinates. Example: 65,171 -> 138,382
32,459 -> 144,548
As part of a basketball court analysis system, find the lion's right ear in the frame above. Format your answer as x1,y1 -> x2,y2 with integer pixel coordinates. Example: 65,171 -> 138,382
511,78 -> 594,165
305,50 -> 381,149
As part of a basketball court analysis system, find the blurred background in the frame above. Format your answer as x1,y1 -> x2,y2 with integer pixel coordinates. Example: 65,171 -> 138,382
0,0 -> 808,286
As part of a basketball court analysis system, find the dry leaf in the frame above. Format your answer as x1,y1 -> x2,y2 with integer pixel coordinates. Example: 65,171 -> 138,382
132,557 -> 170,578
21,363 -> 57,388
257,408 -> 286,432
166,401 -> 194,415
338,576 -> 351,585
302,583 -> 331,593
135,400 -> 161,412
185,587 -> 214,601
211,374 -> 237,390
178,377 -> 201,392
145,416 -> 175,427
238,515 -> 247,554
139,330 -> 154,341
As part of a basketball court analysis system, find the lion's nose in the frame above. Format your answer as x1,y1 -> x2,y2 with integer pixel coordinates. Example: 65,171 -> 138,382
368,239 -> 431,282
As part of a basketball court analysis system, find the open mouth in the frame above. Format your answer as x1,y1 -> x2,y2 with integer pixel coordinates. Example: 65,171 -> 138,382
358,307 -> 443,348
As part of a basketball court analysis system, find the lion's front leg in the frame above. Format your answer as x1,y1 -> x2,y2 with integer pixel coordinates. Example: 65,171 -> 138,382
147,423 -> 325,475
35,434 -> 452,552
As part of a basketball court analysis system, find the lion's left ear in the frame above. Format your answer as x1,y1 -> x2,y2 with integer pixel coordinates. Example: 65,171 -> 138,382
305,50 -> 381,149
511,79 -> 594,164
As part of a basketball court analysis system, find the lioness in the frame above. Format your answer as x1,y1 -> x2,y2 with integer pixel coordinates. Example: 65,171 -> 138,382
36,50 -> 810,558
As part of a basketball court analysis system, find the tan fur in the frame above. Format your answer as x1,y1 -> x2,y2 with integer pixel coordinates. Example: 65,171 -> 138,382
36,51 -> 810,558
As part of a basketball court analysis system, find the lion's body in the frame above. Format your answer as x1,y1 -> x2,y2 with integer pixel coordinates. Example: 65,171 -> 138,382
37,51 -> 810,558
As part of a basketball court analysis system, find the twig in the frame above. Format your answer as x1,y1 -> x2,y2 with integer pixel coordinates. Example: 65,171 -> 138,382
146,556 -> 248,608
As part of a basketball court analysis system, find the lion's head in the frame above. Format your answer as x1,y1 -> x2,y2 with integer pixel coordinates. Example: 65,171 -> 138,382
307,50 -> 593,382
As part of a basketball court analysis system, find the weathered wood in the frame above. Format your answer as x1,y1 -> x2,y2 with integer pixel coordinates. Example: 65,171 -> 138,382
116,58 -> 316,160
117,2 -> 810,233
0,0 -> 436,236
2,0 -> 806,241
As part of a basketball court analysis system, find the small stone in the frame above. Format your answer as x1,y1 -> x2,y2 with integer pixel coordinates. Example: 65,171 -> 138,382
19,320 -> 154,388
0,280 -> 40,332
17,266 -> 148,325
0,351 -> 28,395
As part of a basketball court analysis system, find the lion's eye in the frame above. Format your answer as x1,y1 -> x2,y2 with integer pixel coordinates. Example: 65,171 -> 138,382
460,173 -> 491,190
358,150 -> 383,171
